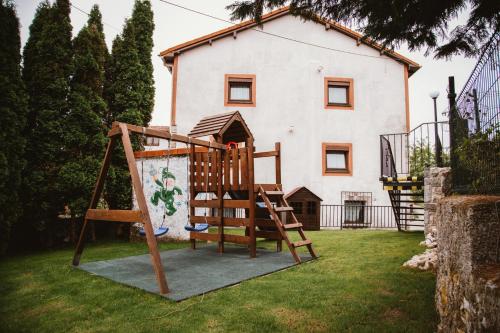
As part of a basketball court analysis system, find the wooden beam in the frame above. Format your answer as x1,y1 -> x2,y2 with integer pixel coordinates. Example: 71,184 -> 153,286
190,199 -> 221,208
223,200 -> 250,208
73,137 -> 116,266
224,218 -> 250,227
190,216 -> 221,225
247,138 -> 256,258
224,234 -> 250,245
86,209 -> 143,223
253,150 -> 279,158
120,123 -> 169,295
190,232 -> 220,242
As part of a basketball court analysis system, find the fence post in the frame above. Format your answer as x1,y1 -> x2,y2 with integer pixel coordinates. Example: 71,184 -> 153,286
472,88 -> 481,134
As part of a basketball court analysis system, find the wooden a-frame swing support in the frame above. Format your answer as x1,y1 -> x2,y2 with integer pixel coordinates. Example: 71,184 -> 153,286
72,122 -> 226,295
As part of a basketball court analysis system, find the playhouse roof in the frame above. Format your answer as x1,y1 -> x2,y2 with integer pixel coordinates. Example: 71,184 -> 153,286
159,6 -> 420,75
284,186 -> 323,201
188,111 -> 253,143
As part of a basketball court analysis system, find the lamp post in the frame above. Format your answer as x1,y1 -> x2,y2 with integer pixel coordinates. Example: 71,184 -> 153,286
429,91 -> 443,167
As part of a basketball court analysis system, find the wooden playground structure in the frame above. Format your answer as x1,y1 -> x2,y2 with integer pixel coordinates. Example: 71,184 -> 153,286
72,111 -> 316,295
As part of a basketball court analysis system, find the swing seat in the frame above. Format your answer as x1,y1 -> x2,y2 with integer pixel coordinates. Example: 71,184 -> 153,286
138,227 -> 169,237
184,224 -> 209,232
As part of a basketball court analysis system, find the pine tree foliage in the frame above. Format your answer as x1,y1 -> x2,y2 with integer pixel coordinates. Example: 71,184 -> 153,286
21,0 -> 73,238
0,0 -> 28,255
131,0 -> 155,126
105,20 -> 146,209
227,0 -> 500,58
57,5 -> 108,217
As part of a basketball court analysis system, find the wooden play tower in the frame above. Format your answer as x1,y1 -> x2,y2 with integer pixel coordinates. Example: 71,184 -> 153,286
73,111 -> 316,295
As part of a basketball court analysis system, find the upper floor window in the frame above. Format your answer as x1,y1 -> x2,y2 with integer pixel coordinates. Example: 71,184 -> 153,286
322,143 -> 353,176
225,74 -> 256,107
324,77 -> 354,110
144,137 -> 160,146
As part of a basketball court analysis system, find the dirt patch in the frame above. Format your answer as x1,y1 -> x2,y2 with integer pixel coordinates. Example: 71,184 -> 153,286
271,307 -> 327,332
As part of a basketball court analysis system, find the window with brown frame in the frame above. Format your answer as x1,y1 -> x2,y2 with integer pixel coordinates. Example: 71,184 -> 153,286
225,74 -> 256,107
306,201 -> 316,215
322,143 -> 353,176
144,136 -> 160,146
324,77 -> 354,110
290,201 -> 303,214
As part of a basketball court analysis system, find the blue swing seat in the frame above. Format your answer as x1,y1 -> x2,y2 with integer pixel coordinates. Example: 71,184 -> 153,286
138,226 -> 169,237
184,223 -> 209,232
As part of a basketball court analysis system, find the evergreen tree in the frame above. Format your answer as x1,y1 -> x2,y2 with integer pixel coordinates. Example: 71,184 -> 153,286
131,0 -> 155,126
57,5 -> 108,218
20,0 -> 73,246
0,0 -> 28,255
105,20 -> 145,209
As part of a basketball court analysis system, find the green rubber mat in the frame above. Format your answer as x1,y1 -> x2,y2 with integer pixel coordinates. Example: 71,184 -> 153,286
78,244 -> 313,301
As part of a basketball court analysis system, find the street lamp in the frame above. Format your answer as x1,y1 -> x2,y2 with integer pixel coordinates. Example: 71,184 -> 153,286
429,91 -> 442,166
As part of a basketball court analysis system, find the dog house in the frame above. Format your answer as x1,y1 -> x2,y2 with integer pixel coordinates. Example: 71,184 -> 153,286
284,187 -> 322,230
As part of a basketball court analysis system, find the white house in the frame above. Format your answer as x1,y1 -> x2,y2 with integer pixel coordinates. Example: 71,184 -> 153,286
158,7 -> 420,207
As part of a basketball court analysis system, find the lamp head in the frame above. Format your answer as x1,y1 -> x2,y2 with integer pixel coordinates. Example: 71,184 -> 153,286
429,91 -> 440,99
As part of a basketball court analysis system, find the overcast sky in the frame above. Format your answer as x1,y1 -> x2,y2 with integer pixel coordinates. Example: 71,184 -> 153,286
16,0 -> 478,128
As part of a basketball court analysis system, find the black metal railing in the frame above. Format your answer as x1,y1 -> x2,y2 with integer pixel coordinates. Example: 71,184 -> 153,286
380,121 -> 450,178
320,204 -> 398,229
447,31 -> 499,194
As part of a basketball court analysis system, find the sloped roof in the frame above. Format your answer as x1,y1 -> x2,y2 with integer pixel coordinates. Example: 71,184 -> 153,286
188,111 -> 253,143
159,6 -> 420,75
284,186 -> 323,201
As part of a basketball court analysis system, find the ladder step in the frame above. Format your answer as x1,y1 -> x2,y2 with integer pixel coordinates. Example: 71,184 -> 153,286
265,191 -> 284,196
283,223 -> 303,230
293,240 -> 312,247
275,206 -> 293,212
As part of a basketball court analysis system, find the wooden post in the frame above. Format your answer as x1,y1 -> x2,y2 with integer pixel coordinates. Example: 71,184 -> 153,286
119,124 -> 169,295
73,137 -> 116,266
247,138 -> 256,258
275,142 -> 281,186
189,143 -> 196,250
217,148 -> 224,253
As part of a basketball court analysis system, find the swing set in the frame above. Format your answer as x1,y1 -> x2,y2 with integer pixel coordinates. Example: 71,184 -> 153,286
73,111 -> 316,295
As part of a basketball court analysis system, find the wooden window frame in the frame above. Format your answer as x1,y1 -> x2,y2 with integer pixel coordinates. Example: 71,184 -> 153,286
144,136 -> 160,146
290,201 -> 303,215
324,77 -> 354,110
306,201 -> 316,215
322,143 -> 353,176
224,74 -> 256,107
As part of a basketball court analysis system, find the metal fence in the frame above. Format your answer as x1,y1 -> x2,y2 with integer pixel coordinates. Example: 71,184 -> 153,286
320,204 -> 398,229
380,121 -> 450,178
448,31 -> 500,194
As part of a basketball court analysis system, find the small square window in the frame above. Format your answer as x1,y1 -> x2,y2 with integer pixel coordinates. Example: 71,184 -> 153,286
225,74 -> 256,107
290,202 -> 303,214
306,201 -> 316,215
325,77 -> 354,110
144,137 -> 160,146
322,143 -> 352,176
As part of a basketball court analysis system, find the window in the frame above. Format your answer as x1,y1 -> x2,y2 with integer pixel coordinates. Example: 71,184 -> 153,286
322,143 -> 353,176
144,137 -> 160,146
225,74 -> 256,107
324,77 -> 354,110
306,201 -> 316,215
290,202 -> 303,214
344,200 -> 365,224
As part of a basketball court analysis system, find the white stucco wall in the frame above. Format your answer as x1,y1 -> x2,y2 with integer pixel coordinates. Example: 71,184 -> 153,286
172,14 -> 409,206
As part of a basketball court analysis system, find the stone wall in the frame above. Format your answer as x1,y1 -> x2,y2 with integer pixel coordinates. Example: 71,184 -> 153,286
435,195 -> 500,333
424,167 -> 452,234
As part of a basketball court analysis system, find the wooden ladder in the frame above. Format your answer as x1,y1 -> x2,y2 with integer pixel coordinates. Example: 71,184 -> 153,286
258,186 -> 317,263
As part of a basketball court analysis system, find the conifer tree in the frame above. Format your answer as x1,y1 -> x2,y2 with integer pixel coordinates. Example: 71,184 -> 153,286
105,20 -> 145,209
131,0 -> 155,126
57,5 -> 108,217
20,0 -> 73,244
0,0 -> 28,255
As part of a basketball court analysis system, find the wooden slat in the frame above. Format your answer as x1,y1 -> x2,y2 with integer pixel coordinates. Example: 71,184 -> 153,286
224,234 -> 250,245
253,150 -> 279,158
86,209 -> 143,223
231,148 -> 239,190
223,200 -> 250,208
254,184 -> 281,192
189,143 -> 196,250
190,216 -> 221,225
224,218 -> 249,227
275,206 -> 293,212
240,147 -> 248,187
202,152 -> 209,191
275,142 -> 281,184
255,230 -> 282,239
223,150 -> 230,191
293,239 -> 312,247
190,200 -> 221,208
190,232 -> 220,242
210,151 -> 217,192
195,152 -> 202,191
266,191 -> 284,196
283,223 -> 303,230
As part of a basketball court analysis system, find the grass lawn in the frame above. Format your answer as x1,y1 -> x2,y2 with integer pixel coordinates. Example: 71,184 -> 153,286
0,230 -> 437,332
